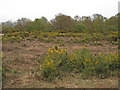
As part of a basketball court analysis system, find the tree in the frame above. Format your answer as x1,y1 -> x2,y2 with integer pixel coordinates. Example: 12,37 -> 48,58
2,20 -> 14,33
15,18 -> 31,31
74,23 -> 87,33
81,16 -> 93,32
51,13 -> 74,32
92,14 -> 107,32
27,16 -> 53,32
105,14 -> 118,31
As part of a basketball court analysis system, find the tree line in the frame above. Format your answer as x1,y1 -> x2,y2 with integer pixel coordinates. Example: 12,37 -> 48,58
2,13 -> 119,33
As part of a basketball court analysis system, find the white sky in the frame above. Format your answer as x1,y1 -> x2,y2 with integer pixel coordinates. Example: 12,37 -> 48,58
0,0 -> 119,22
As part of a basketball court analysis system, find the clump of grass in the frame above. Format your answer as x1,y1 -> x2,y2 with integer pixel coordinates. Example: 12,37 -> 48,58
111,41 -> 118,45
55,38 -> 63,44
45,38 -> 54,43
14,56 -> 19,62
60,42 -> 65,46
21,43 -> 28,47
37,35 -> 44,41
90,41 -> 103,46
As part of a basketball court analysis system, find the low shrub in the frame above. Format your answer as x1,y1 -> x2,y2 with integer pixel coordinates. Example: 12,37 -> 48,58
39,46 -> 119,81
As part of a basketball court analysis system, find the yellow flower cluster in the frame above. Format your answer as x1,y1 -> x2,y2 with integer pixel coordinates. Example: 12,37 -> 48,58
47,46 -> 67,55
3,29 -> 118,43
40,58 -> 56,70
39,46 -> 119,80
41,46 -> 68,72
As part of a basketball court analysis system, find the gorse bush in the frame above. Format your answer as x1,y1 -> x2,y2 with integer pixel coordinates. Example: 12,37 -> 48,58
39,46 -> 119,81
40,46 -> 69,81
2,30 -> 118,44
40,57 -> 59,81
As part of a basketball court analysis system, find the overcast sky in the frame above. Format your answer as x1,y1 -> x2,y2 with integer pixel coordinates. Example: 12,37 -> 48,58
0,0 -> 119,22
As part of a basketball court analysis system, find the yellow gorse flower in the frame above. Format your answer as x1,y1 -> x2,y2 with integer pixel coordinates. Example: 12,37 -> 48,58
51,50 -> 53,53
95,60 -> 98,65
83,45 -> 85,48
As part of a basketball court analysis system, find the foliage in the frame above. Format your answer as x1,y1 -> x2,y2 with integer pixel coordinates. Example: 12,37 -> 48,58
39,46 -> 69,81
38,46 -> 119,81
74,23 -> 87,32
51,13 -> 74,32
2,13 -> 118,33
2,29 -> 118,45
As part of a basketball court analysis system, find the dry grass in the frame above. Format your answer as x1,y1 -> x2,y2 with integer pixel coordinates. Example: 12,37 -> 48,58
2,39 -> 118,88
